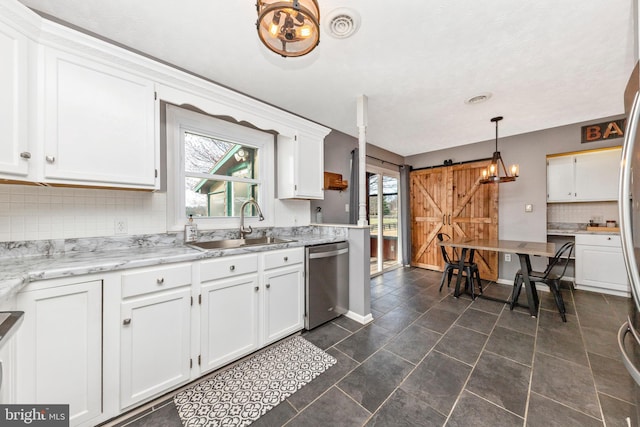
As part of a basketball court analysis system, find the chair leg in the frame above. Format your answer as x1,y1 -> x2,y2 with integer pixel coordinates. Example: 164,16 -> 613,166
439,267 -> 449,292
447,269 -> 454,287
474,268 -> 483,295
549,279 -> 567,322
465,267 -> 475,299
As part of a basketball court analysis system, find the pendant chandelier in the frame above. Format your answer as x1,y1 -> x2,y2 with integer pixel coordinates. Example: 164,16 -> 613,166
256,0 -> 320,58
480,116 -> 519,184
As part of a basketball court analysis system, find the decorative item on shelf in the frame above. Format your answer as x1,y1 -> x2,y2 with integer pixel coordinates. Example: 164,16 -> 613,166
323,172 -> 348,191
256,0 -> 320,57
315,207 -> 323,223
480,116 -> 519,184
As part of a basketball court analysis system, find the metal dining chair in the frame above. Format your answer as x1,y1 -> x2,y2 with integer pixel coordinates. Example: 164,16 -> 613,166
510,242 -> 574,322
437,233 -> 482,298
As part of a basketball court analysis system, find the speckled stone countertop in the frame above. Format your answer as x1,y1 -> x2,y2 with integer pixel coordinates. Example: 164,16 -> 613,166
0,226 -> 347,301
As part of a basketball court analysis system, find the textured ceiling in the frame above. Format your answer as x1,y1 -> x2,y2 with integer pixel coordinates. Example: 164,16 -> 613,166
18,0 -> 637,156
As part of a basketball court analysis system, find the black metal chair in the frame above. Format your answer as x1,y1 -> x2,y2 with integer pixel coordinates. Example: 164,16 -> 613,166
437,233 -> 482,298
510,242 -> 574,322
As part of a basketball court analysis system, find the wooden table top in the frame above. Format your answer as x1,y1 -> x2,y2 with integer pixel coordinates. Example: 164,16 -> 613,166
439,238 -> 556,257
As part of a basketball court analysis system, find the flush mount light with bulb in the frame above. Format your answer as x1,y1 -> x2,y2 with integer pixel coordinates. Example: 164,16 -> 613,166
480,116 -> 519,184
256,0 -> 320,57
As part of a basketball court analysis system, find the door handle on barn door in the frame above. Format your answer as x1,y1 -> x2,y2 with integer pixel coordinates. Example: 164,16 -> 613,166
443,215 -> 445,225
448,214 -> 451,225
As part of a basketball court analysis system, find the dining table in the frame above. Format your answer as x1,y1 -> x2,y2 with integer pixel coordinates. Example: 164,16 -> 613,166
438,238 -> 556,317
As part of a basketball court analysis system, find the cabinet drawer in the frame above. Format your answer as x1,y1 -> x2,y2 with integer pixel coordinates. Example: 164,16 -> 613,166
263,248 -> 304,270
575,234 -> 620,247
122,263 -> 191,298
200,254 -> 258,282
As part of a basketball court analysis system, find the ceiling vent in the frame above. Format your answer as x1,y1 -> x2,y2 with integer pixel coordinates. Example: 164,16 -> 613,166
325,8 -> 361,39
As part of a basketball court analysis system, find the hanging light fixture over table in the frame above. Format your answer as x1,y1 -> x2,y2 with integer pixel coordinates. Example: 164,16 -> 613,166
480,116 -> 519,184
256,0 -> 320,57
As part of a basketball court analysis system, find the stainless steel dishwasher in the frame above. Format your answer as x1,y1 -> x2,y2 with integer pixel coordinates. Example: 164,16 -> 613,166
305,241 -> 349,330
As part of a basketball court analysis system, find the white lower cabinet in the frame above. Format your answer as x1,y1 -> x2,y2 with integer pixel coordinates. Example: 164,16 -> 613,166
119,264 -> 192,409
263,249 -> 304,345
16,278 -> 102,427
200,274 -> 260,373
575,234 -> 629,296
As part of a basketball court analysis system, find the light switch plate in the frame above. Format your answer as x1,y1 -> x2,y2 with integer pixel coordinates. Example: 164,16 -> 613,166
185,225 -> 198,243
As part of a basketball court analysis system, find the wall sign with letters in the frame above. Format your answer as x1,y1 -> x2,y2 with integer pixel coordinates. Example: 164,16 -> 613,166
581,119 -> 626,143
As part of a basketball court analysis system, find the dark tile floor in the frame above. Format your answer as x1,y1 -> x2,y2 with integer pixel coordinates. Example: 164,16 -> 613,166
105,267 -> 637,427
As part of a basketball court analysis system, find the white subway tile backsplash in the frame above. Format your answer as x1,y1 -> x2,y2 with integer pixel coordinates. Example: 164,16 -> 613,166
547,201 -> 618,224
0,184 -> 167,242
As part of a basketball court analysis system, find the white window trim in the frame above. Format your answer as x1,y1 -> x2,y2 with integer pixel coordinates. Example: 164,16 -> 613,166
166,105 -> 275,232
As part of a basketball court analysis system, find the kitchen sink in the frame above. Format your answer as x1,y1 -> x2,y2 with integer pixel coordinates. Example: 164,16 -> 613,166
188,237 -> 294,251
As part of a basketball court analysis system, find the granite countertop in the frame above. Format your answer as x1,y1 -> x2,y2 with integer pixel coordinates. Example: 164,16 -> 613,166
0,230 -> 345,301
546,228 -> 620,236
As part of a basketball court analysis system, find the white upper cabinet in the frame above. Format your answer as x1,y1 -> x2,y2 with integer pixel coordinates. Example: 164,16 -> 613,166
0,20 -> 29,178
278,133 -> 325,199
547,147 -> 621,202
41,47 -> 158,189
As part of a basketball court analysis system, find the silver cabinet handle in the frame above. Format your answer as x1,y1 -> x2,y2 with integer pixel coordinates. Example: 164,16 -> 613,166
284,256 -> 288,262
618,322 -> 640,385
230,265 -> 235,271
157,277 -> 164,284
20,152 -> 31,159
123,318 -> 131,325
254,286 -> 259,291
266,284 -> 271,289
45,155 -> 55,163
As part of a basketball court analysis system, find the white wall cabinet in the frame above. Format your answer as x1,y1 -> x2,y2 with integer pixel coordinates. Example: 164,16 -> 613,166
278,134 -> 324,199
119,264 -> 192,409
547,147 -> 622,202
41,47 -> 158,189
262,249 -> 304,345
15,279 -> 102,427
575,234 -> 629,296
0,20 -> 30,178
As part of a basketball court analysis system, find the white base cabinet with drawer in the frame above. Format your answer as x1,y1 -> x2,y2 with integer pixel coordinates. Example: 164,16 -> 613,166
119,263 -> 192,409
575,234 -> 629,296
15,278 -> 102,427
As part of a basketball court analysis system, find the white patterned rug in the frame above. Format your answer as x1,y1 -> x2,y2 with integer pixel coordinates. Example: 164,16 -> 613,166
173,335 -> 336,427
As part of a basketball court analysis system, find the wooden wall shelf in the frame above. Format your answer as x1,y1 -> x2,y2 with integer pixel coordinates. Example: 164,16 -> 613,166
324,172 -> 348,191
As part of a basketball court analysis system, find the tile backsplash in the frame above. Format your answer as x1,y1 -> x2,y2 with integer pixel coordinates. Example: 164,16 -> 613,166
547,201 -> 618,224
0,184 -> 167,242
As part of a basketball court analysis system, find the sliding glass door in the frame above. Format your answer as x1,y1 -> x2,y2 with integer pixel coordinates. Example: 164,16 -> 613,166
368,167 -> 401,276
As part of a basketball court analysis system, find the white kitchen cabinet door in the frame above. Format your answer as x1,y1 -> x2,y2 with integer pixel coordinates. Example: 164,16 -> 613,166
200,274 -> 260,374
16,280 -> 102,427
547,156 -> 575,202
263,264 -> 304,345
278,133 -> 324,199
574,148 -> 621,201
42,47 -> 158,189
575,234 -> 629,296
0,21 -> 29,178
120,287 -> 191,409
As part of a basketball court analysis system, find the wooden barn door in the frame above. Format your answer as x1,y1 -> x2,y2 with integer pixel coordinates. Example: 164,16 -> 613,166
449,161 -> 499,281
410,160 -> 499,281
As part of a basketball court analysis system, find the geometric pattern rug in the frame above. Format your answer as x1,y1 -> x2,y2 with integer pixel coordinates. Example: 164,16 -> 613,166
173,335 -> 337,427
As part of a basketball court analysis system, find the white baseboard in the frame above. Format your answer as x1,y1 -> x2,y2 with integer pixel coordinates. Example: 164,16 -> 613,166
345,311 -> 374,325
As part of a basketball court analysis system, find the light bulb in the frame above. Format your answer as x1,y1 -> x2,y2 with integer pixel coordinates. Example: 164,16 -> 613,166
482,169 -> 488,179
489,164 -> 496,175
299,25 -> 312,38
269,22 -> 279,36
511,164 -> 519,176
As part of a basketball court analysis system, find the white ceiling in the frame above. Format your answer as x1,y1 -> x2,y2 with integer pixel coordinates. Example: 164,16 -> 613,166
18,0 -> 637,157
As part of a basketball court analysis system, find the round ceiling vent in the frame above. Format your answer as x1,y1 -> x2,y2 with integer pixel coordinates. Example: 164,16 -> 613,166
324,8 -> 361,39
464,92 -> 492,105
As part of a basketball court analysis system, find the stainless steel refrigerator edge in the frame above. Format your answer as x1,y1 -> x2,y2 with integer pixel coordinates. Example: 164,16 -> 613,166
305,242 -> 349,330
619,4 -> 640,418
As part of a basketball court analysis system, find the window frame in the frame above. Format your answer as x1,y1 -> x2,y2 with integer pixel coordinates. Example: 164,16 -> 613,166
166,105 -> 274,232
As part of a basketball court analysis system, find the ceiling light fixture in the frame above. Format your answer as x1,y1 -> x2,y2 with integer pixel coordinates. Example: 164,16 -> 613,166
256,0 -> 320,58
465,92 -> 492,105
480,116 -> 519,184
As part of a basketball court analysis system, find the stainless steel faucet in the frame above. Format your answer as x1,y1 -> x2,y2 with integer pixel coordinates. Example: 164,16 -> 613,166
239,198 -> 264,238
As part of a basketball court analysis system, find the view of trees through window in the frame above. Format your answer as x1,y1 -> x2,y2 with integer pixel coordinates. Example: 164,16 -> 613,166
184,132 -> 259,218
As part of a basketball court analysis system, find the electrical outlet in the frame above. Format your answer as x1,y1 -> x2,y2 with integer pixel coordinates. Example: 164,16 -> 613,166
345,203 -> 349,213
504,253 -> 511,262
114,218 -> 128,235
185,225 -> 198,243
525,204 -> 533,212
